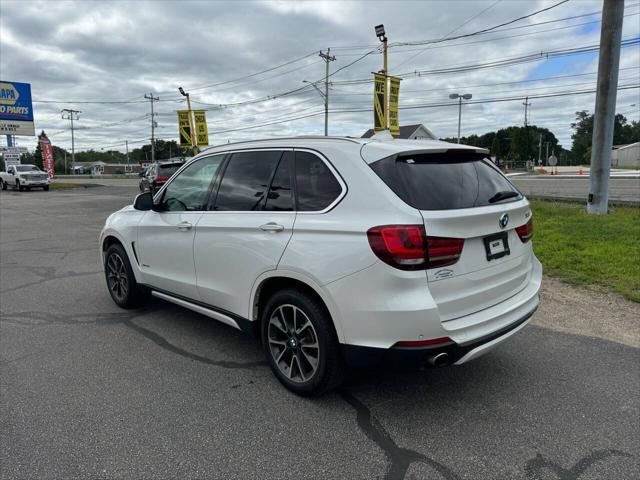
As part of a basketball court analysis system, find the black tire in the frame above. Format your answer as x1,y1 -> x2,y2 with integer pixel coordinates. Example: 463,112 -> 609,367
1,180 -> 6,190
261,288 -> 344,396
16,180 -> 23,191
104,243 -> 150,309
43,185 -> 50,191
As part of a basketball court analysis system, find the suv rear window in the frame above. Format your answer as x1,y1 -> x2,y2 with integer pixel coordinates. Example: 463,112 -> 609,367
369,150 -> 522,210
158,164 -> 181,176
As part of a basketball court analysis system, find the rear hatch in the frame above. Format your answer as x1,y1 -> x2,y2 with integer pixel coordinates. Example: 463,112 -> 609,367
369,148 -> 534,321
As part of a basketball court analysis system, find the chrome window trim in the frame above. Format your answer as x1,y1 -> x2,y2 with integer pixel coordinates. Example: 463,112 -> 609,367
194,147 -> 346,215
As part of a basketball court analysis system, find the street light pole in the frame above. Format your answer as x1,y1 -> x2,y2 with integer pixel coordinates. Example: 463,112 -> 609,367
178,87 -> 198,156
449,93 -> 472,143
375,24 -> 389,129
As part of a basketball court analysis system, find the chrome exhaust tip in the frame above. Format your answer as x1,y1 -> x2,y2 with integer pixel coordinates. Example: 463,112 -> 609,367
427,352 -> 449,367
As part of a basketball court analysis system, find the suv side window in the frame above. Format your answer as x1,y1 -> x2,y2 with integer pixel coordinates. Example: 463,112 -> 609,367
264,151 -> 293,211
294,151 -> 342,211
213,150 -> 282,211
160,155 -> 223,212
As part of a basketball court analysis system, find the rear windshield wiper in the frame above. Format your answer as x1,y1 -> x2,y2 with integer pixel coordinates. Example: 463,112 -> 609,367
489,190 -> 520,203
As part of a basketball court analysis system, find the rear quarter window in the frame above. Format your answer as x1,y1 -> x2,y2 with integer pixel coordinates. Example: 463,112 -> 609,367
295,151 -> 343,211
369,150 -> 522,210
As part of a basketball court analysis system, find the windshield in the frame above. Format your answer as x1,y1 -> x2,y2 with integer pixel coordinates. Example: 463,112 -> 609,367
369,150 -> 522,210
15,165 -> 40,172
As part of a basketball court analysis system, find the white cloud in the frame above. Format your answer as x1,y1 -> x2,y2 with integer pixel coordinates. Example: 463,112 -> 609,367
0,0 -> 638,152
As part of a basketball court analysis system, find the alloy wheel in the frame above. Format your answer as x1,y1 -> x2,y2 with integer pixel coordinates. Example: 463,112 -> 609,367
106,252 -> 129,302
267,304 -> 320,383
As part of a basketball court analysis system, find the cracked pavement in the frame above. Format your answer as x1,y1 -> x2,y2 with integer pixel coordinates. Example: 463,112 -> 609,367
1,186 -> 639,479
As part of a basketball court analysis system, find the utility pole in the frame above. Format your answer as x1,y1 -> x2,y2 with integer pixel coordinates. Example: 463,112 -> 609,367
125,140 -> 130,172
144,93 -> 159,162
61,109 -> 80,174
588,0 -> 624,214
319,48 -> 336,136
523,97 -> 531,126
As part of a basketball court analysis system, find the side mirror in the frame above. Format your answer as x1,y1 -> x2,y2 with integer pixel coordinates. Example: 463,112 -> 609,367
133,191 -> 154,211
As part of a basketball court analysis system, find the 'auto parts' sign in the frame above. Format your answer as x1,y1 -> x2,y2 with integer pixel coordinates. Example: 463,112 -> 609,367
0,81 -> 35,136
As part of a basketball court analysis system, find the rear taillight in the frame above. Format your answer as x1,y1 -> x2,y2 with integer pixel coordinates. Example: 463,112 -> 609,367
516,218 -> 533,243
155,175 -> 169,183
425,236 -> 465,268
367,225 -> 464,271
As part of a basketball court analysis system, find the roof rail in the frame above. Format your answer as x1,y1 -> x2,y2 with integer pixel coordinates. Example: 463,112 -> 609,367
200,135 -> 366,152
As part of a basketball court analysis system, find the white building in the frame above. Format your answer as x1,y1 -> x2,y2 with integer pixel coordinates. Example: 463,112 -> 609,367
611,142 -> 640,168
361,124 -> 437,140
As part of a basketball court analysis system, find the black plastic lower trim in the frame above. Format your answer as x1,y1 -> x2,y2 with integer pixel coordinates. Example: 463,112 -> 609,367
341,306 -> 537,369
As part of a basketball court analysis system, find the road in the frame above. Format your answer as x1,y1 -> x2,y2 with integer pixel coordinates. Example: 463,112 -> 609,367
1,187 -> 638,480
510,176 -> 640,204
53,174 -> 640,205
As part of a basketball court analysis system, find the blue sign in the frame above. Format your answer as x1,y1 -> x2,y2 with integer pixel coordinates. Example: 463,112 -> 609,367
0,81 -> 34,122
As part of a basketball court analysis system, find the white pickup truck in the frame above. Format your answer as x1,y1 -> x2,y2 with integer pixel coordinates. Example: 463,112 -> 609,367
1,164 -> 50,191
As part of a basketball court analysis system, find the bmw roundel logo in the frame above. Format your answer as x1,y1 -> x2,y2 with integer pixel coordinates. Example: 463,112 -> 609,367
499,213 -> 509,229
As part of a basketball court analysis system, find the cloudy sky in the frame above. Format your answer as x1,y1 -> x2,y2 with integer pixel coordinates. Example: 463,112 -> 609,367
1,0 -> 639,153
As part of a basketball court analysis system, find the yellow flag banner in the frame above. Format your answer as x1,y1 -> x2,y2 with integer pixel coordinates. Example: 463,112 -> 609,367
193,110 -> 209,146
177,110 -> 192,147
388,76 -> 401,137
373,73 -> 386,132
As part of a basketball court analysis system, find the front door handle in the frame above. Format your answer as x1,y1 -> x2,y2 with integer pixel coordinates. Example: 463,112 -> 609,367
259,222 -> 284,232
177,221 -> 193,231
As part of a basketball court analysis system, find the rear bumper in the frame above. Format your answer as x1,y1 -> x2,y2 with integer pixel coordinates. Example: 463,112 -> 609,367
341,305 -> 536,368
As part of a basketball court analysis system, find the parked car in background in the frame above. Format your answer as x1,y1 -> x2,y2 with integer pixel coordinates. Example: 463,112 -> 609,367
102,136 -> 541,396
139,161 -> 183,193
1,164 -> 50,191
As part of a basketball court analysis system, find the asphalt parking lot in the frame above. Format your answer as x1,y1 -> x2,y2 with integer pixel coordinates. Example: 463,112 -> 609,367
1,186 -> 638,480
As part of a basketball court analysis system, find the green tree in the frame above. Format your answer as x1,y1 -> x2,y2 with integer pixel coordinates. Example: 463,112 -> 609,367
491,136 -> 501,159
570,110 -> 639,164
31,142 -> 44,169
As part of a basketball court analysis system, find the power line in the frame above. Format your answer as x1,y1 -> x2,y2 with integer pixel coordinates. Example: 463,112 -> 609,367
329,67 -> 640,95
394,0 -> 570,48
394,0 -> 502,70
204,84 -> 638,135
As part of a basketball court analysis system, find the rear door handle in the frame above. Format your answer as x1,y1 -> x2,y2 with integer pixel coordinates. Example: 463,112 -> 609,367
259,222 -> 284,232
177,221 -> 193,231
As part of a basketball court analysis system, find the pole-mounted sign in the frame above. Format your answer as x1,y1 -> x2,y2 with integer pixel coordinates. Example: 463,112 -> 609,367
177,110 -> 192,147
388,76 -> 401,137
0,81 -> 35,136
193,110 -> 209,146
373,73 -> 386,132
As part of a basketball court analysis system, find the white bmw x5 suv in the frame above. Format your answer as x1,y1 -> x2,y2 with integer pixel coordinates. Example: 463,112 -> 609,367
100,136 -> 541,396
